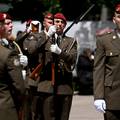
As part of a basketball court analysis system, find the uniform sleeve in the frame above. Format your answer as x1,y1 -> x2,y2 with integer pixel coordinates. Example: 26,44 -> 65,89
93,36 -> 106,99
23,33 -> 47,54
6,50 -> 25,95
60,39 -> 77,65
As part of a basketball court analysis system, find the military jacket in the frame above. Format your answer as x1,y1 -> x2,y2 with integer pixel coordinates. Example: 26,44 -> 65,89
0,45 -> 25,120
94,30 -> 120,109
22,32 -> 47,87
22,31 -> 77,95
37,32 -> 77,95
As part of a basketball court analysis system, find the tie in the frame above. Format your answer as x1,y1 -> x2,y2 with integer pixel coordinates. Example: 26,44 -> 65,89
56,36 -> 60,46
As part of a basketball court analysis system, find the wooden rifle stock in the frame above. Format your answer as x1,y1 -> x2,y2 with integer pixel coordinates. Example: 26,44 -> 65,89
18,107 -> 24,120
51,63 -> 55,85
29,63 -> 43,80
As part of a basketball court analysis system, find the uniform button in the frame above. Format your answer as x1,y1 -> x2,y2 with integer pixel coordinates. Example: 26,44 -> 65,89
25,47 -> 28,50
113,35 -> 116,39
110,52 -> 112,56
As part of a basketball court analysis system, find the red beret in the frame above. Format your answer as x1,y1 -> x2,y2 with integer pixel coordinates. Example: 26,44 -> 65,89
54,13 -> 66,24
0,13 -> 12,22
26,19 -> 32,26
0,13 -> 5,21
44,12 -> 53,20
115,4 -> 120,13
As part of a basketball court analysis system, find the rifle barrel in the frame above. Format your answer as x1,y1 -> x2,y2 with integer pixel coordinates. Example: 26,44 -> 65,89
63,4 -> 95,36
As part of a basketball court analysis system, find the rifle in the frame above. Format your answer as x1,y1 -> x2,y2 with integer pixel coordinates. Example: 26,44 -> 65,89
29,34 -> 51,81
29,54 -> 55,85
29,63 -> 43,80
51,63 -> 55,85
51,35 -> 57,86
63,4 -> 95,37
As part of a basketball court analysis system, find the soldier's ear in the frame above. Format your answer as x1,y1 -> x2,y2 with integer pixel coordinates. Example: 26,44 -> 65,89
43,21 -> 45,27
113,17 -> 116,24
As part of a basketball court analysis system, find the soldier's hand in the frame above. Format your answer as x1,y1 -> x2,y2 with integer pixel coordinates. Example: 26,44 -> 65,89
47,25 -> 56,37
94,99 -> 106,113
50,44 -> 61,54
19,54 -> 28,67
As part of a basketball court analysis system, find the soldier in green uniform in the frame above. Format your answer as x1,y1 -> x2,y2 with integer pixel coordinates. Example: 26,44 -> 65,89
0,12 -> 25,120
23,13 -> 54,120
37,12 -> 77,120
94,3 -> 120,120
21,19 -> 45,120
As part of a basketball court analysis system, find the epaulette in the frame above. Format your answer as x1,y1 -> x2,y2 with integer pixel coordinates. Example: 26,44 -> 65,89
103,31 -> 113,36
96,28 -> 113,37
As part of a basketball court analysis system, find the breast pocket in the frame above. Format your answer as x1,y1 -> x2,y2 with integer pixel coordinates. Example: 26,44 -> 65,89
23,36 -> 38,54
106,51 -> 120,65
105,51 -> 120,86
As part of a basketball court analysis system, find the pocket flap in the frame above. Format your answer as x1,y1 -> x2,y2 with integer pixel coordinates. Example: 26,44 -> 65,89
106,51 -> 119,56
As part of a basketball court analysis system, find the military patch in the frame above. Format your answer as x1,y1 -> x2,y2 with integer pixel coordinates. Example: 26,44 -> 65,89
13,58 -> 20,66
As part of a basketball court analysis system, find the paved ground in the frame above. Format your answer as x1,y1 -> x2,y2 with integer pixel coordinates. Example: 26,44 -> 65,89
69,95 -> 104,120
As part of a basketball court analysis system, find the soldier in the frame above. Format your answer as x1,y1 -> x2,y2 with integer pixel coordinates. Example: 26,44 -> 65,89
0,12 -> 28,78
0,12 -> 28,120
25,13 -> 54,120
33,12 -> 54,120
94,3 -> 120,120
37,12 -> 77,120
16,19 -> 41,54
42,12 -> 54,32
21,19 -> 44,120
0,12 -> 25,120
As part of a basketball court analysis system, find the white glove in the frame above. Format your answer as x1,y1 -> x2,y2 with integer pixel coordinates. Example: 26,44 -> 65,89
19,54 -> 28,67
26,26 -> 31,33
47,25 -> 56,37
22,70 -> 26,80
94,99 -> 106,113
50,44 -> 61,55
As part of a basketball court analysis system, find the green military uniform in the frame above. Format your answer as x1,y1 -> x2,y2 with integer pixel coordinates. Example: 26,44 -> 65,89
94,30 -> 120,119
21,31 -> 47,120
0,44 -> 25,120
21,29 -> 77,120
36,32 -> 77,120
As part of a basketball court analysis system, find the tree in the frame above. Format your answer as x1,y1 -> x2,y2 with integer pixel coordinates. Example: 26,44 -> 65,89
1,0 -> 120,21
42,0 -> 62,14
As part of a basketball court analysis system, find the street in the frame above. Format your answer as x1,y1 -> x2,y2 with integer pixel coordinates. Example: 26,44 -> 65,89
69,95 -> 104,120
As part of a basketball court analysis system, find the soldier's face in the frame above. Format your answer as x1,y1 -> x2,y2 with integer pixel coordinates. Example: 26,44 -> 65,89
4,19 -> 13,37
113,13 -> 120,29
43,18 -> 53,31
54,18 -> 66,35
0,19 -> 13,38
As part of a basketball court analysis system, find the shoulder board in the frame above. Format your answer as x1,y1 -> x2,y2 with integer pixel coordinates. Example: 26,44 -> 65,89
96,28 -> 113,36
